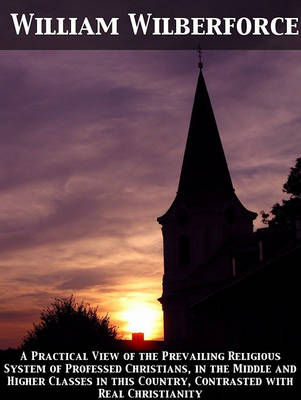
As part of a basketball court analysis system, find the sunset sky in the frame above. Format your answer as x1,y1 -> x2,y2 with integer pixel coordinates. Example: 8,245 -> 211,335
0,50 -> 300,349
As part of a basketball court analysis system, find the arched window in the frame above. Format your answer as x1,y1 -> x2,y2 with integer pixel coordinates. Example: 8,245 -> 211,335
179,235 -> 190,265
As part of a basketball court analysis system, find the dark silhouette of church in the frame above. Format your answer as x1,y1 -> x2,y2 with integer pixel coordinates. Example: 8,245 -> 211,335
157,63 -> 300,350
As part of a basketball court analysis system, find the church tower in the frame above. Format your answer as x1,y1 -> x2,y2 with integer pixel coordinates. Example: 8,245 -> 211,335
157,63 -> 257,347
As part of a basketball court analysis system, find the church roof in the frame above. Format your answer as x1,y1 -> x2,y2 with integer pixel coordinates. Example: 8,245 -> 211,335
177,66 -> 234,200
190,241 -> 301,310
158,65 -> 247,223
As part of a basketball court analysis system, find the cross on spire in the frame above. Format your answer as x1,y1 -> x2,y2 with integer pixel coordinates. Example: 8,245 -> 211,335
197,45 -> 203,69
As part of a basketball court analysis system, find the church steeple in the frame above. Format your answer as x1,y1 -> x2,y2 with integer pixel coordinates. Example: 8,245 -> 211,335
177,66 -> 234,202
158,63 -> 256,224
157,61 -> 257,347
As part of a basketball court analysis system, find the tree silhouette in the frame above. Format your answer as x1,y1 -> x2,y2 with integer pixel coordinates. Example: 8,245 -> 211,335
21,295 -> 117,351
261,157 -> 301,229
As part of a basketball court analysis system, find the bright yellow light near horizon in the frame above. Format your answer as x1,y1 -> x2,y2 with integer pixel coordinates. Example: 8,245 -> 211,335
122,306 -> 158,339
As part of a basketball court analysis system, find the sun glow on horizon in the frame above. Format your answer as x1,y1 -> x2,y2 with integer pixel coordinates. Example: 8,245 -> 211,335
122,305 -> 159,339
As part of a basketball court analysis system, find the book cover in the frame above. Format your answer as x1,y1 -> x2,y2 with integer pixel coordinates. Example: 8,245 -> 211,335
0,1 -> 300,399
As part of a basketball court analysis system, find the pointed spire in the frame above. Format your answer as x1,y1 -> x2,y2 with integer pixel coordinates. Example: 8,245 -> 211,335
177,66 -> 234,204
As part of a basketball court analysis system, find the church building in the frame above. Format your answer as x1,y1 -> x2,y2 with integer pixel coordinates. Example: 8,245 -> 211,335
157,62 -> 300,349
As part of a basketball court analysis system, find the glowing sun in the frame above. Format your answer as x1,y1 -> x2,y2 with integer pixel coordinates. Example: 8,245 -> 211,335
123,306 -> 157,339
